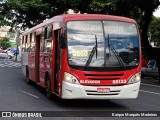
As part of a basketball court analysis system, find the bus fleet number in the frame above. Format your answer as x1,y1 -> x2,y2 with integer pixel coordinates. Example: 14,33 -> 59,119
112,79 -> 127,84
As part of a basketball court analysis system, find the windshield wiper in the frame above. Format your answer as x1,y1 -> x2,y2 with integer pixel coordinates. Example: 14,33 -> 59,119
107,34 -> 125,69
85,35 -> 98,67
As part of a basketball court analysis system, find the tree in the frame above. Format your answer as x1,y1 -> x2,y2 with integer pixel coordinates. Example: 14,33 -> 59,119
0,36 -> 11,49
1,0 -> 72,29
69,0 -> 93,13
1,0 -> 52,29
0,3 -> 11,27
149,16 -> 160,46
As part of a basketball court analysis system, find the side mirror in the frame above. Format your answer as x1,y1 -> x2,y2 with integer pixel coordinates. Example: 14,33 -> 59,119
60,33 -> 66,48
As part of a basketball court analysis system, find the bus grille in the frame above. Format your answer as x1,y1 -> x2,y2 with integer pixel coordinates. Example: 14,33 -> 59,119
84,72 -> 124,80
85,90 -> 120,96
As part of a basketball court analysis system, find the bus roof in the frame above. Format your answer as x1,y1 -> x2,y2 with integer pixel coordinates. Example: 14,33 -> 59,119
60,14 -> 136,23
22,14 -> 137,35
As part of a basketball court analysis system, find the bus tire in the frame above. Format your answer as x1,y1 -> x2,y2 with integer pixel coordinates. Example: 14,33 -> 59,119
26,67 -> 31,84
45,75 -> 52,100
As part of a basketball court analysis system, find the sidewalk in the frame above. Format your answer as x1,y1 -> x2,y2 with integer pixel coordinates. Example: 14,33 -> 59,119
141,77 -> 160,86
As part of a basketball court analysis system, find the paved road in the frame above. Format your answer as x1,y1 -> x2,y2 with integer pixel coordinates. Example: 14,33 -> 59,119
0,67 -> 160,120
0,57 -> 21,68
0,61 -> 21,67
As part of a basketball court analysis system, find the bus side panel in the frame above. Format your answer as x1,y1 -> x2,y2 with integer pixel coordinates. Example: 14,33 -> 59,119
28,52 -> 36,82
39,52 -> 45,88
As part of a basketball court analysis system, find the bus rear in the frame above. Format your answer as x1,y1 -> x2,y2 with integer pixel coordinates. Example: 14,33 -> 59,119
60,15 -> 141,99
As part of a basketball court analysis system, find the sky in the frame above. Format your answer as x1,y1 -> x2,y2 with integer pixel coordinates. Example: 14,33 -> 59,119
153,7 -> 160,17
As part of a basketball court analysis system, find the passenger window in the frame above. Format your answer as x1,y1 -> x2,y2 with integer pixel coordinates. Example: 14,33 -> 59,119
44,25 -> 53,52
40,29 -> 45,52
44,40 -> 52,52
24,35 -> 28,52
30,32 -> 36,52
44,27 -> 47,39
21,36 -> 25,52
47,25 -> 53,39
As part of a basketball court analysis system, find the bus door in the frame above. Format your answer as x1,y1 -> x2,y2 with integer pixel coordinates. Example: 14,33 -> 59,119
39,26 -> 53,88
53,29 -> 61,94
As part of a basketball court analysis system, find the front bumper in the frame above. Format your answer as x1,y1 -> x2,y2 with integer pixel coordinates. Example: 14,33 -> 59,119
62,81 -> 140,99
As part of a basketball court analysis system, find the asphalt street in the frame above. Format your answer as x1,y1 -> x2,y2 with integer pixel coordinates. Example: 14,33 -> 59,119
0,67 -> 160,120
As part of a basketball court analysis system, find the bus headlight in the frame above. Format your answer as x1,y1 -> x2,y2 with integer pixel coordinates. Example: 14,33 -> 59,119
64,72 -> 80,84
128,73 -> 141,84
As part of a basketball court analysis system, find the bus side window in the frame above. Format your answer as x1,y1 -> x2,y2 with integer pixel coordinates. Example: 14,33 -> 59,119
27,33 -> 32,52
40,28 -> 45,52
47,25 -> 52,39
30,32 -> 36,52
45,40 -> 52,52
26,35 -> 29,52
22,36 -> 24,45
21,36 -> 25,52
24,35 -> 28,52
25,34 -> 31,52
44,25 -> 53,52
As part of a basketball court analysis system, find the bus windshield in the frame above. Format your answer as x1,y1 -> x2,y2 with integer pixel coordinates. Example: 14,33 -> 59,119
67,20 -> 140,69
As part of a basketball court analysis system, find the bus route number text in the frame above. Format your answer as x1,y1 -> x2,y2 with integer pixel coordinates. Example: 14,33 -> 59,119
72,50 -> 88,57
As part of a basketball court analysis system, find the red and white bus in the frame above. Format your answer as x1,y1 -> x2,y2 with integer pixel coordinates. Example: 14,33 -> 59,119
21,14 -> 141,99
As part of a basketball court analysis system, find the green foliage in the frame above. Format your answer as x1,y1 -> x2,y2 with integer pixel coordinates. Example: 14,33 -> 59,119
1,0 -> 51,29
149,16 -> 160,46
0,36 -> 11,49
0,3 -> 11,27
87,0 -> 114,14
1,0 -> 71,29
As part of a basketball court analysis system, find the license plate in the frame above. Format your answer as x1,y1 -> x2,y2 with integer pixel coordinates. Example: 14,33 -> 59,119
97,88 -> 110,93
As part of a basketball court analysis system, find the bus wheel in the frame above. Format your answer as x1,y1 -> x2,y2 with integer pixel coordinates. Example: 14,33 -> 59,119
26,69 -> 31,84
45,75 -> 52,99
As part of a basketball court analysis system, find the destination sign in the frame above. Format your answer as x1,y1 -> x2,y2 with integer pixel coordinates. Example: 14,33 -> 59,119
67,21 -> 102,32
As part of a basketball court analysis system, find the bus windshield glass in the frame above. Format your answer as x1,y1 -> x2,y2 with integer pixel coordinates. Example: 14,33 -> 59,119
67,21 -> 140,69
